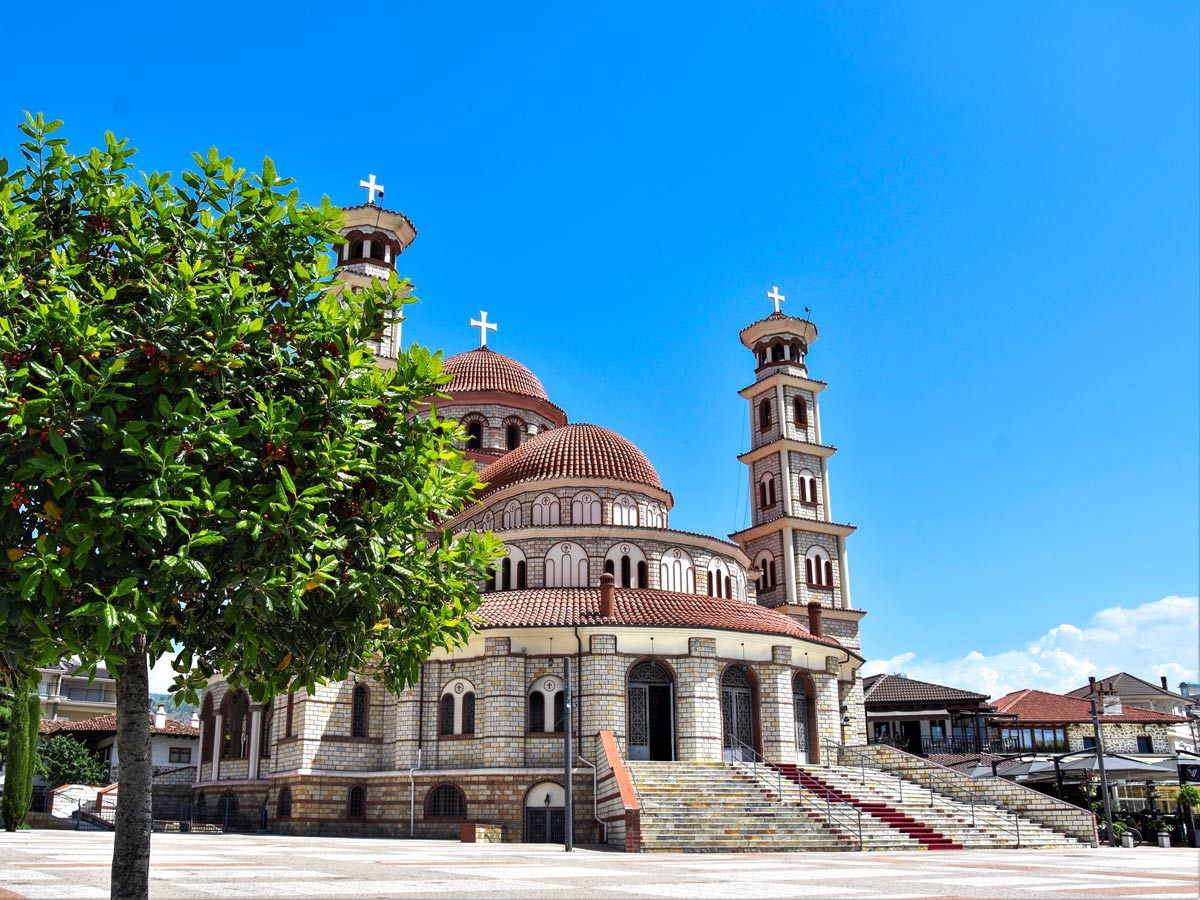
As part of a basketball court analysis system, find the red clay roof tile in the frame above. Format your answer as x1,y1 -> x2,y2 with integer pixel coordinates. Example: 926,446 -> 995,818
441,347 -> 550,401
991,688 -> 1186,725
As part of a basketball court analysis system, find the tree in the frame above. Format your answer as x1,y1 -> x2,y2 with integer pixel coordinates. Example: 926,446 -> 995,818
0,115 -> 498,898
37,734 -> 107,788
1,690 -> 36,830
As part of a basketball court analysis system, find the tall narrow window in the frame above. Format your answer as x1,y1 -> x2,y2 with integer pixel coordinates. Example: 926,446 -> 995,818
439,694 -> 455,736
260,705 -> 273,758
462,693 -> 475,735
465,421 -> 483,450
794,397 -> 808,427
502,557 -> 512,590
604,559 -> 615,577
285,692 -> 294,738
351,684 -> 368,738
637,561 -> 648,588
707,571 -> 714,596
529,691 -> 545,732
517,560 -> 527,589
348,785 -> 365,818
621,555 -> 632,588
759,399 -> 772,430
506,424 -> 520,450
277,787 -> 292,818
553,692 -> 565,733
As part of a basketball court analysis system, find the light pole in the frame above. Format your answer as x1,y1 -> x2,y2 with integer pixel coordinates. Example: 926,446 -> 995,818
1089,692 -> 1117,847
563,656 -> 574,852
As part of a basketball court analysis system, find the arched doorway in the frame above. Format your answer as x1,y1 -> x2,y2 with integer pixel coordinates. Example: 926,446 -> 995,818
627,661 -> 674,761
524,782 -> 565,844
792,672 -> 816,765
721,666 -> 756,762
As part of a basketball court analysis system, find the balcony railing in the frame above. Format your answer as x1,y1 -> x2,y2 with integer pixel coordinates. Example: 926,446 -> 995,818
63,687 -> 115,703
869,734 -> 1022,756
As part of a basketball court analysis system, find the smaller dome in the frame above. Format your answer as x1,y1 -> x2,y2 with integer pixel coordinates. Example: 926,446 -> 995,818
442,348 -> 549,401
478,423 -> 663,498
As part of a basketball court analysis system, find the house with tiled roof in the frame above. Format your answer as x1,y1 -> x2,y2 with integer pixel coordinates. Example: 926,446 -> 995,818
1065,673 -> 1199,753
191,190 -> 870,846
40,709 -> 200,782
990,687 -> 1187,756
862,673 -> 997,756
34,661 -> 116,722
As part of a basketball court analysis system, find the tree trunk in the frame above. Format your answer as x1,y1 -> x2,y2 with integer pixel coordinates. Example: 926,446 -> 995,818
1,681 -> 30,831
111,638 -> 152,900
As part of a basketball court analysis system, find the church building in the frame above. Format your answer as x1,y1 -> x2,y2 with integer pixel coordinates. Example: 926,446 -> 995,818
192,182 -> 868,844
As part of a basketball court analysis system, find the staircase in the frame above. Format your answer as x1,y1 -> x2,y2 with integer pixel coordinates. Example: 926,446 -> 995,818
774,764 -> 961,850
793,764 -> 1083,850
626,761 -> 860,852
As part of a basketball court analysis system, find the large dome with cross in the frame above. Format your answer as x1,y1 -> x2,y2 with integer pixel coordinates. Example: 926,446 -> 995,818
441,347 -> 550,402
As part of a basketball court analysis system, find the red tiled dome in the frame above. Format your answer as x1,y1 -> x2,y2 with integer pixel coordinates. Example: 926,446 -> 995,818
478,424 -> 663,498
442,347 -> 549,401
472,588 -> 844,647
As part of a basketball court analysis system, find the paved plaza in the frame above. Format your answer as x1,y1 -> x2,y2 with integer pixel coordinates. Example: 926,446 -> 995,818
0,832 -> 1196,900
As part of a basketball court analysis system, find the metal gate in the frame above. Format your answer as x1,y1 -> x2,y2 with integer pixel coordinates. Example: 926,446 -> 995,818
526,807 -> 566,843
793,684 -> 810,765
628,661 -> 674,761
721,667 -> 755,761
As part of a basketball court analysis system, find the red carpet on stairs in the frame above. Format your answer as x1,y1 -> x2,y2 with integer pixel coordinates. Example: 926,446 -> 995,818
770,763 -> 963,850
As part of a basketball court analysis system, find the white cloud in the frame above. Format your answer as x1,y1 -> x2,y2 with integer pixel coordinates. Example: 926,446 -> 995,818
862,595 -> 1200,698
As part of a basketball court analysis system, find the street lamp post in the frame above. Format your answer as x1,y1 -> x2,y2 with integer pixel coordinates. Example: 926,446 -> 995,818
1089,693 -> 1118,847
563,656 -> 574,852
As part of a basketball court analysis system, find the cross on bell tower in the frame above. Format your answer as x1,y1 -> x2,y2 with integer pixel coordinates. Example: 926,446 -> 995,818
767,285 -> 786,314
358,173 -> 385,205
470,311 -> 498,348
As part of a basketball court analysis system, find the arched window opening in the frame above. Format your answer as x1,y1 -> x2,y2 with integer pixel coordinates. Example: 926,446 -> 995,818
350,241 -> 365,259
285,692 -> 294,738
427,784 -> 466,819
502,557 -> 512,590
517,560 -> 527,589
620,555 -> 632,588
725,575 -> 732,597
277,787 -> 292,818
798,470 -> 818,506
502,501 -> 522,529
351,684 -> 368,738
553,692 -> 565,733
754,551 -> 778,594
604,559 -> 615,577
221,690 -> 250,760
528,676 -> 563,734
529,691 -> 546,732
506,423 -> 520,450
759,473 -> 777,509
260,705 -> 273,758
637,561 -> 648,588
201,695 -> 215,759
369,241 -> 386,261
532,493 -> 560,526
465,421 -> 483,450
805,546 -> 833,587
794,396 -> 808,427
571,492 -> 601,525
461,692 -> 475,735
612,495 -> 638,526
659,548 -> 695,593
439,694 -> 455,736
545,542 -> 588,588
348,785 -> 365,818
759,399 -> 772,430
707,570 -> 714,596
772,343 -> 785,362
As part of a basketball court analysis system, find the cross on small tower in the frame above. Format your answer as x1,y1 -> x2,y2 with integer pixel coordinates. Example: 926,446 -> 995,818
767,285 -> 786,314
470,311 -> 497,348
358,173 -> 385,205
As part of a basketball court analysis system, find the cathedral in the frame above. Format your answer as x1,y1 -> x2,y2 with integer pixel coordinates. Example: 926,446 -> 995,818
191,183 -> 868,845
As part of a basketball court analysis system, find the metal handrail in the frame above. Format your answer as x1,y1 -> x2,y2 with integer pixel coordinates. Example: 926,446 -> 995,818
824,739 -> 905,802
626,764 -> 651,811
727,734 -> 784,803
927,771 -> 1022,847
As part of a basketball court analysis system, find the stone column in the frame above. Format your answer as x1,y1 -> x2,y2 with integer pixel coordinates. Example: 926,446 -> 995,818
583,634 -> 622,743
783,526 -> 798,605
247,708 -> 262,779
760,646 -> 796,761
676,637 -> 720,760
210,713 -> 223,781
840,674 -> 867,745
195,719 -> 205,784
811,666 -> 842,761
483,637 -> 525,766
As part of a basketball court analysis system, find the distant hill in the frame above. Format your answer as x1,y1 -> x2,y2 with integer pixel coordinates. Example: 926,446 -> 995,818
148,693 -> 198,722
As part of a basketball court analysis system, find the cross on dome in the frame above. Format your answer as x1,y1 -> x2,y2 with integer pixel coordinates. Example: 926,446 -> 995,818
470,311 -> 498,348
767,285 -> 786,314
358,173 -> 385,205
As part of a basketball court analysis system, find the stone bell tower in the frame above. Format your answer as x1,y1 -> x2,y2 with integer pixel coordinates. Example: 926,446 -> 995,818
730,286 -> 866,740
334,173 -> 418,368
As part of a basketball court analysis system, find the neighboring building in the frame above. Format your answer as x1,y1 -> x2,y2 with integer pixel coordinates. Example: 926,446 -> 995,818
40,709 -> 200,783
989,688 -> 1186,756
191,188 -> 868,842
1065,673 -> 1200,753
862,673 -> 997,756
35,662 -> 116,722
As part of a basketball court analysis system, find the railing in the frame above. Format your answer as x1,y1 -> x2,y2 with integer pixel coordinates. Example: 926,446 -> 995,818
625,765 -> 651,811
826,740 -> 905,802
869,735 -> 1022,756
927,772 -> 1022,848
727,735 -> 784,803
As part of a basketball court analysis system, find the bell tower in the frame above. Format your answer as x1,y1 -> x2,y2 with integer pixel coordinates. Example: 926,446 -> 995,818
334,173 -> 418,368
730,286 -> 866,739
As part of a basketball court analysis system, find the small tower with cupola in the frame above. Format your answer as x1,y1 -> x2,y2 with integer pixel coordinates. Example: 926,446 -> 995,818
730,286 -> 866,741
333,174 -> 418,367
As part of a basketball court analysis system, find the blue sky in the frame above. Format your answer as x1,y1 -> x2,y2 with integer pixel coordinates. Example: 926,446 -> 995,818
4,2 -> 1197,695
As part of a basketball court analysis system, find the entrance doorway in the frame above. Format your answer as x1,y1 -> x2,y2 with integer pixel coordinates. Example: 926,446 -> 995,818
627,661 -> 674,761
525,782 -> 565,843
721,666 -> 756,762
792,674 -> 813,765
900,720 -> 922,756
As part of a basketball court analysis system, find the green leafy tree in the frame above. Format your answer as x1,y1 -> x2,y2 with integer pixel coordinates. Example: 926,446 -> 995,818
0,115 -> 498,898
37,734 -> 106,787
1,690 -> 36,830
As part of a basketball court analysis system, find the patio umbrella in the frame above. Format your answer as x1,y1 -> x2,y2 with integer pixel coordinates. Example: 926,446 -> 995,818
1057,755 -> 1166,777
995,759 -> 1058,779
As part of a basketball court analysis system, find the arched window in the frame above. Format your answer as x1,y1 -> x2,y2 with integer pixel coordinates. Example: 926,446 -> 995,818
259,704 -> 272,758
532,493 -> 560,526
644,502 -> 666,529
221,689 -> 250,760
351,684 -> 368,738
494,546 -> 526,592
502,557 -> 512,590
502,501 -> 522,529
506,423 -> 520,450
350,240 -> 365,259
439,679 -> 476,736
554,692 -> 565,733
481,511 -> 494,531
571,491 -> 601,525
637,560 -> 648,588
285,691 -> 295,738
369,241 -> 386,261
544,542 -> 588,588
277,786 -> 292,818
759,473 -> 777,510
805,546 -> 834,587
528,675 -> 564,734
219,791 -> 238,823
794,396 -> 809,427
604,543 -> 646,590
427,784 -> 466,819
707,558 -> 731,599
759,399 -> 772,430
659,548 -> 695,593
465,420 -> 483,450
772,342 -> 785,362
517,560 -> 527,589
348,785 -> 365,818
798,470 -> 818,506
754,550 -> 777,593
612,495 -> 638,526
200,694 -> 215,759
462,692 -> 475,735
